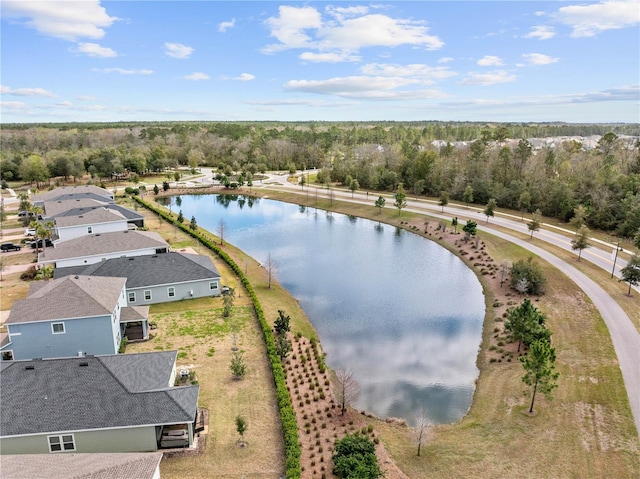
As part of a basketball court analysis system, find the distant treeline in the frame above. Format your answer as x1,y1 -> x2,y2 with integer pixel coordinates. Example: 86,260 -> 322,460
1,122 -> 639,236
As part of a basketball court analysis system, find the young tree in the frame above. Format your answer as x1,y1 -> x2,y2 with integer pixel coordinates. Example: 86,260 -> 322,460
177,210 -> 184,224
217,218 -> 226,245
335,368 -> 361,416
349,178 -> 359,197
394,183 -> 407,216
414,409 -> 433,457
571,225 -> 591,261
510,257 -> 546,295
504,298 -> 550,352
223,292 -> 234,318
153,184 -> 160,195
528,209 -> 542,238
462,185 -> 474,208
275,335 -> 292,360
162,180 -> 170,191
374,195 -> 385,214
230,351 -> 247,379
462,220 -> 477,241
484,198 -> 497,223
189,216 -> 198,231
620,254 -> 640,295
520,339 -> 559,414
438,191 -> 449,212
274,310 -> 291,336
451,216 -> 459,233
266,252 -> 275,289
235,415 -> 247,445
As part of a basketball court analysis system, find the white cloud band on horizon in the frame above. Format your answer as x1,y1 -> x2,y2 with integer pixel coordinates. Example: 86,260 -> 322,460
1,85 -> 57,97
93,68 -> 153,75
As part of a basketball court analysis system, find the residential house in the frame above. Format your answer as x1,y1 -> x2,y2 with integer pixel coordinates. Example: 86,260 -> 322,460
1,452 -> 163,479
0,351 -> 201,454
54,252 -> 222,305
0,275 -> 150,361
48,201 -> 145,228
37,230 -> 169,268
54,207 -> 130,243
31,185 -> 114,206
42,198 -> 113,218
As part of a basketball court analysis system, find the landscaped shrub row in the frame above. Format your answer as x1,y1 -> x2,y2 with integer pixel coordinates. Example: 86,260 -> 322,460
133,196 -> 301,479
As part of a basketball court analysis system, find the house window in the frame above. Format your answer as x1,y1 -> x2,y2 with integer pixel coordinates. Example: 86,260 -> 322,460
87,226 -> 93,234
52,323 -> 65,334
144,290 -> 152,301
209,282 -> 218,290
48,434 -> 76,453
168,287 -> 176,298
128,291 -> 136,303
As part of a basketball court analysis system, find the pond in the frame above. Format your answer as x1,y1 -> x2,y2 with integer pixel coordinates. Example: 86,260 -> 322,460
170,194 -> 485,425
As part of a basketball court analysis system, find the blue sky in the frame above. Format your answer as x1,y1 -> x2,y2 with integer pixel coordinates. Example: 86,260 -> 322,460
1,0 -> 638,123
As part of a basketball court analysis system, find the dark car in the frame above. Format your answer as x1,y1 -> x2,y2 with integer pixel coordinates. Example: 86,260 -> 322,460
1,243 -> 22,252
30,239 -> 53,248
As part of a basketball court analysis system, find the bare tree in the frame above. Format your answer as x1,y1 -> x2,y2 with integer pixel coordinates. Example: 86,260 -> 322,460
335,368 -> 360,416
414,409 -> 434,457
266,252 -> 275,289
217,218 -> 226,245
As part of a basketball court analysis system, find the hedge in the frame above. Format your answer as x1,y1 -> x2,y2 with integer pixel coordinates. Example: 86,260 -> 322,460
133,195 -> 301,478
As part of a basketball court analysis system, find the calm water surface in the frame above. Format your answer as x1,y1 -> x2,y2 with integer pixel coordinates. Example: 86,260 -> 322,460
172,194 -> 485,425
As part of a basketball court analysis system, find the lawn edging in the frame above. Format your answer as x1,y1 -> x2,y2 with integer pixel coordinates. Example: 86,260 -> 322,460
133,195 -> 301,479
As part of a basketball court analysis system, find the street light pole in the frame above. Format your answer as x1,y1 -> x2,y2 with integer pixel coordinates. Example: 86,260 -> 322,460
611,241 -> 622,278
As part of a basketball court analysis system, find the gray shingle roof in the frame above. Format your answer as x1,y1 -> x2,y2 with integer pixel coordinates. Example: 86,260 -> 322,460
0,352 -> 199,437
99,350 -> 177,392
1,452 -> 163,479
44,198 -> 111,218
53,204 -> 144,223
6,276 -> 127,325
33,186 -> 114,204
55,208 -> 128,228
39,230 -> 168,263
54,252 -> 221,288
120,305 -> 149,323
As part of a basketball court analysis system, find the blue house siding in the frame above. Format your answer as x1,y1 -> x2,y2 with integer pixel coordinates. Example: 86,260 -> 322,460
7,315 -> 118,360
127,279 -> 220,306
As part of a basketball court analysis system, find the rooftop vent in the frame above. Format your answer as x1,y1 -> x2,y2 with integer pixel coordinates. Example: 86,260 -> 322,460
25,365 -> 35,370
95,234 -> 100,236
128,257 -> 135,261
79,362 -> 89,367
74,275 -> 79,279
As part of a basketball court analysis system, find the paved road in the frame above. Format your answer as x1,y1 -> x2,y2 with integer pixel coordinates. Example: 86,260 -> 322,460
257,172 -> 640,436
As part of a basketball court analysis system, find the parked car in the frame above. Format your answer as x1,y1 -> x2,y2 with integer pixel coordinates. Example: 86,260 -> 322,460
24,228 -> 36,237
18,211 -> 35,218
1,243 -> 21,252
30,238 -> 53,248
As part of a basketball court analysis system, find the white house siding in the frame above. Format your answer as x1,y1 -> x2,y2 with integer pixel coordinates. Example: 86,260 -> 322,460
55,248 -> 164,268
56,220 -> 128,243
0,426 -> 158,455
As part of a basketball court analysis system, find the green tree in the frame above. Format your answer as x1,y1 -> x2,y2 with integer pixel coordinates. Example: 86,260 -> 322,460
274,310 -> 291,336
230,351 -> 247,379
333,434 -> 383,479
510,257 -> 546,295
571,225 -> 591,261
394,183 -> 407,216
462,220 -> 477,241
349,178 -> 359,197
20,154 -> 50,188
189,215 -> 198,231
235,415 -> 247,443
528,209 -> 542,239
620,254 -> 640,295
153,184 -> 159,195
462,185 -> 474,207
162,181 -> 170,191
504,298 -> 550,352
569,205 -> 588,231
520,339 -> 559,414
275,334 -> 292,360
484,198 -> 497,223
438,191 -> 449,212
451,216 -> 459,233
374,195 -> 385,214
634,228 -> 640,251
518,190 -> 532,220
177,210 -> 184,224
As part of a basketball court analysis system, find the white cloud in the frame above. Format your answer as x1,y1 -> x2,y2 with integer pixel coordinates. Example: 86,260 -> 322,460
1,101 -> 30,110
183,72 -> 209,81
438,57 -> 454,64
93,68 -> 153,75
1,0 -> 118,41
1,85 -> 57,97
164,42 -> 194,59
76,42 -> 117,57
262,6 -> 443,54
477,55 -> 504,66
218,18 -> 235,32
459,70 -> 517,86
554,0 -> 640,37
522,53 -> 559,65
76,95 -> 97,101
360,63 -> 457,83
234,73 -> 255,81
523,25 -> 556,40
299,51 -> 361,63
